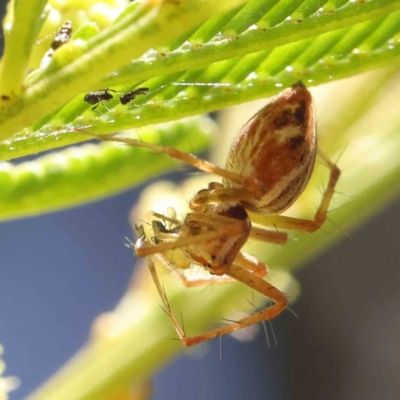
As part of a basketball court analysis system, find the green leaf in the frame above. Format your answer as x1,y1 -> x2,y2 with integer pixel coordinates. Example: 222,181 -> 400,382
0,117 -> 214,220
2,0 -> 399,144
0,0 -> 48,96
0,0 -> 247,139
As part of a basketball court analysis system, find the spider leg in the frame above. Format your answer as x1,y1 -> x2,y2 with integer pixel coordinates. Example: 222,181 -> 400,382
136,224 -> 241,344
233,251 -> 268,278
139,223 -> 282,347
159,250 -> 268,286
178,260 -> 287,347
146,253 -> 237,344
135,229 -> 227,257
190,187 -> 257,207
249,226 -> 287,245
145,254 -> 187,340
250,150 -> 340,233
186,188 -> 289,245
135,211 -> 245,257
148,211 -> 180,226
76,132 -> 266,195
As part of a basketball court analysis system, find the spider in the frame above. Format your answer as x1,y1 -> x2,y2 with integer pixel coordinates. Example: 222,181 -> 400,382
81,82 -> 340,347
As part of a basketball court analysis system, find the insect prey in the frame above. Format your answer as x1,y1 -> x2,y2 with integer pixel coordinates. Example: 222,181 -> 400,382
81,82 -> 341,347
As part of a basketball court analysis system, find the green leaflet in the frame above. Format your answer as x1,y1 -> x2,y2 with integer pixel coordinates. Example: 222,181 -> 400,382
0,117 -> 214,220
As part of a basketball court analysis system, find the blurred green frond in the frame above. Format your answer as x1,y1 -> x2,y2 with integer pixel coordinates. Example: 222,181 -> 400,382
0,117 -> 214,220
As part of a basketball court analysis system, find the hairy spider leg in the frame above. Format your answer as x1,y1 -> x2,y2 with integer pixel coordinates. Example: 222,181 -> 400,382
77,131 -> 266,195
247,149 -> 340,233
150,216 -> 289,287
135,225 -> 287,347
78,131 -> 340,234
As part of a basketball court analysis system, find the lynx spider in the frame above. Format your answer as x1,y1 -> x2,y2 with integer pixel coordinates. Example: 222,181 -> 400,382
83,82 -> 340,347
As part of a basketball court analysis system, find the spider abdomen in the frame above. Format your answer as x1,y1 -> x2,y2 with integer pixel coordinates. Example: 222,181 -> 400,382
224,82 -> 316,214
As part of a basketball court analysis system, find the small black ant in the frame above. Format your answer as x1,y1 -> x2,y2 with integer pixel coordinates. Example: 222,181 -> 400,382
119,87 -> 150,105
84,89 -> 115,112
